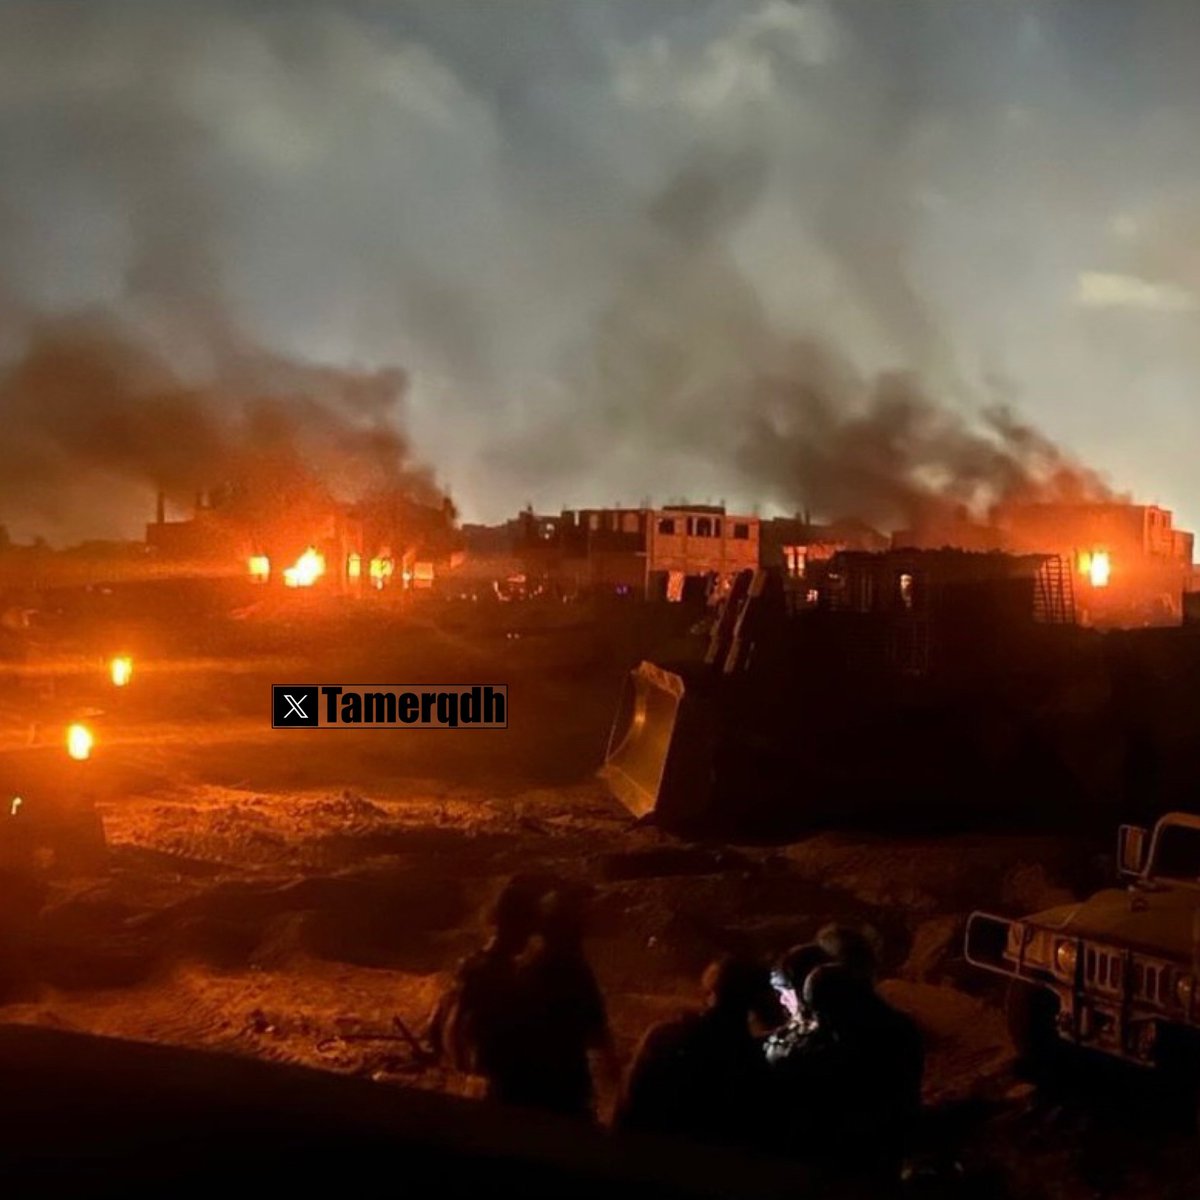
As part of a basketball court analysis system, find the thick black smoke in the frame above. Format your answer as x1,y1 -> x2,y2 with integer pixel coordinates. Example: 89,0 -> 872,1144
494,152 -> 1116,531
0,313 -> 440,529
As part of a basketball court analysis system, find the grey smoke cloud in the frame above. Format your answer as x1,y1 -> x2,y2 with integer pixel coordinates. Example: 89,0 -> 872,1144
1,1 -> 1198,540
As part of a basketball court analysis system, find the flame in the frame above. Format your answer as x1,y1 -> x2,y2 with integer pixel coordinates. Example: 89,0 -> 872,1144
10,796 -> 22,817
283,547 -> 325,588
110,655 -> 133,687
347,553 -> 362,579
369,555 -> 394,590
66,723 -> 93,761
248,554 -> 271,582
1080,549 -> 1111,588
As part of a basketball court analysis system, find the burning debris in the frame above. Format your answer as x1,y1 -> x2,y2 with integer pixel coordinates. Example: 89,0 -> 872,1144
281,548 -> 326,590
65,723 -> 92,762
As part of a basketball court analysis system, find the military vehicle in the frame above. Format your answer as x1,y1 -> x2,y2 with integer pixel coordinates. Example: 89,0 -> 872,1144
600,556 -> 1097,836
966,812 -> 1200,1071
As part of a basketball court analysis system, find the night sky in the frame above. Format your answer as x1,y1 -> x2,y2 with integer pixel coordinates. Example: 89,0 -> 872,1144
2,1 -> 1199,542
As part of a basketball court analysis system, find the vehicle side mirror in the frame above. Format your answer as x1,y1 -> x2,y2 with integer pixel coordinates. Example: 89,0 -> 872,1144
1118,824 -> 1148,880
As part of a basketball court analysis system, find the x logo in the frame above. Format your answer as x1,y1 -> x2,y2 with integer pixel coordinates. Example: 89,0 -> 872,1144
273,685 -> 318,728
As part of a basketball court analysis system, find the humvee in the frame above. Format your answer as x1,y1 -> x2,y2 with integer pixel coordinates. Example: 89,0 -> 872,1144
966,812 -> 1200,1070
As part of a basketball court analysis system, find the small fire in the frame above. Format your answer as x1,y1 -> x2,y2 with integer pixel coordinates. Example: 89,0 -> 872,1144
1080,549 -> 1111,588
66,723 -> 93,761
248,554 -> 271,582
369,555 -> 394,590
283,547 -> 326,588
347,553 -> 362,580
110,656 -> 133,687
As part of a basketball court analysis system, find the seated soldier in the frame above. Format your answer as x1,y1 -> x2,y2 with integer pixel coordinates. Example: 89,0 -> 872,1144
616,956 -> 785,1149
430,876 -> 542,1102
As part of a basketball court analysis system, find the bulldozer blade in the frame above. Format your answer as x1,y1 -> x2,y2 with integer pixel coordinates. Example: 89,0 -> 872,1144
600,661 -> 716,826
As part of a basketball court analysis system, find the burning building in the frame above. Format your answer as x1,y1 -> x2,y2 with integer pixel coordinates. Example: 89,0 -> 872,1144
894,501 -> 1195,629
146,485 -> 461,598
994,502 -> 1193,629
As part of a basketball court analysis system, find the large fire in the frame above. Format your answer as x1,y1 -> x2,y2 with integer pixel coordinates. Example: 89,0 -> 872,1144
1079,549 -> 1111,588
283,547 -> 326,588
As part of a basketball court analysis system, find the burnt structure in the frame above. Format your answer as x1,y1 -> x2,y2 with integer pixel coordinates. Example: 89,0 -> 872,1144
145,486 -> 460,595
515,505 -> 759,600
896,501 -> 1196,629
759,516 -> 889,581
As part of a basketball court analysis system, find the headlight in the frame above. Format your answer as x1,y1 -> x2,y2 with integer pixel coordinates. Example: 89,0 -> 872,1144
1176,974 -> 1195,1007
1055,940 -> 1078,976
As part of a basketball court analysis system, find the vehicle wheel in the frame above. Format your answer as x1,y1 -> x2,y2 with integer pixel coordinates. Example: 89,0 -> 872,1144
1006,980 -> 1060,1081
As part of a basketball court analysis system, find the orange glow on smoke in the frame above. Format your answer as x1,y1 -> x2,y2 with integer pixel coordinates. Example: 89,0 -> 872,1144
248,555 -> 270,582
1079,549 -> 1111,588
283,547 -> 325,588
66,723 -> 93,761
110,656 -> 132,687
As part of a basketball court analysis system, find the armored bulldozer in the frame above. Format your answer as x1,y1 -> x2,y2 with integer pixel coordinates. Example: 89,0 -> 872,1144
966,812 -> 1200,1072
600,553 -> 1127,836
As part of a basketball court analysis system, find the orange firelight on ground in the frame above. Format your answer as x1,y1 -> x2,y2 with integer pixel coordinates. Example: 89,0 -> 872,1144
66,723 -> 93,761
1079,549 -> 1111,588
110,656 -> 132,687
283,547 -> 326,588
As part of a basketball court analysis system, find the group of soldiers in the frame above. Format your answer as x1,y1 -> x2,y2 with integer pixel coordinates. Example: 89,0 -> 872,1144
430,875 -> 924,1178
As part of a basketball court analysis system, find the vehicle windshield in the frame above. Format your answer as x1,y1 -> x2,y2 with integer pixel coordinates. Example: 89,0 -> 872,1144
1150,823 -> 1200,884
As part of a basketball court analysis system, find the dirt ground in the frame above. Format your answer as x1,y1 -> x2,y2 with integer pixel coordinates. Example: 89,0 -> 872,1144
0,601 -> 1197,1197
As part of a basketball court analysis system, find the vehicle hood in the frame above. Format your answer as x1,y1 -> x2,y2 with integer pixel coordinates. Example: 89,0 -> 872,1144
1029,886 -> 1200,963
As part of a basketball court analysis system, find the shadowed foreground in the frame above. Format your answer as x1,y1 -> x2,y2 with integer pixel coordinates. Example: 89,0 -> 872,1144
0,1024 -> 874,1198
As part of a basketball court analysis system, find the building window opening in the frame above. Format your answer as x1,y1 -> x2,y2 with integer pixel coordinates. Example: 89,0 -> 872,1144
899,572 -> 915,610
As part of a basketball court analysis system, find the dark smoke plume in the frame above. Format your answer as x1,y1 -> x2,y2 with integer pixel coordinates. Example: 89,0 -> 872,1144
735,342 -> 1118,530
492,147 -> 1117,533
0,312 -> 441,530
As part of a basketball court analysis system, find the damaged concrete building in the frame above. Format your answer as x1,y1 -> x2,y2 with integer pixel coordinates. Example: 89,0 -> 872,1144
146,487 -> 462,596
514,504 -> 760,600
